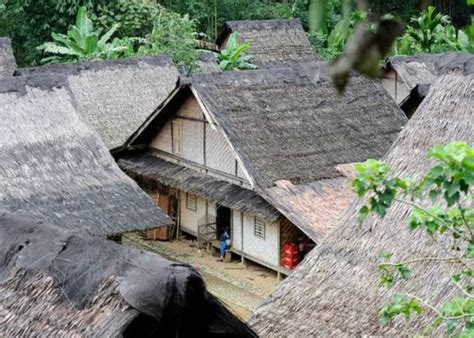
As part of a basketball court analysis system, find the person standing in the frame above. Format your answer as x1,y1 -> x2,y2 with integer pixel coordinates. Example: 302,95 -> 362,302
217,228 -> 230,262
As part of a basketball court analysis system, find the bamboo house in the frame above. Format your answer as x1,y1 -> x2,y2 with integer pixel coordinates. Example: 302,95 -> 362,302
249,67 -> 474,336
382,52 -> 473,105
18,56 -> 180,151
0,212 -> 255,337
0,74 -> 171,237
216,19 -> 317,68
117,62 -> 406,275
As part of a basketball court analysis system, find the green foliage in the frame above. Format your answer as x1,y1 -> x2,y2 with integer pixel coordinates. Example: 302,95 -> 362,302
37,6 -> 131,64
135,7 -> 198,72
164,0 -> 296,40
354,142 -> 474,335
216,32 -> 257,71
396,6 -> 472,55
380,294 -> 423,326
94,0 -> 159,38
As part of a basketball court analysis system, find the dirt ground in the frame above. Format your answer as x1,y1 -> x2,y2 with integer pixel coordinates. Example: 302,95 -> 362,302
123,232 -> 281,321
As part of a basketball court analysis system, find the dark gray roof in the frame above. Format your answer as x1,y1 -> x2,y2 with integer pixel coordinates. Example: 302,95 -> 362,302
0,212 -> 255,337
0,74 -> 171,236
188,63 -> 407,189
18,56 -> 179,150
196,51 -> 221,74
119,153 -> 280,220
0,37 -> 17,76
250,71 -> 474,336
217,19 -> 316,68
388,52 -> 474,90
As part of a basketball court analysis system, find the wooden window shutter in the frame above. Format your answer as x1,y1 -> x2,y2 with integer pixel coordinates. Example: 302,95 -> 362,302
185,193 -> 197,212
254,217 -> 265,239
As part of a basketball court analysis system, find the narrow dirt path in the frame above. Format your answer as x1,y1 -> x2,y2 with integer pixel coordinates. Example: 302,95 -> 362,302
122,233 -> 278,320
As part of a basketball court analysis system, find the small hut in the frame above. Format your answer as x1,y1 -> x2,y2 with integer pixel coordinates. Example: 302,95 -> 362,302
0,74 -> 171,237
216,19 -> 316,68
0,37 -> 17,77
0,212 -> 255,337
249,69 -> 474,336
18,56 -> 179,151
382,52 -> 473,105
117,62 -> 406,275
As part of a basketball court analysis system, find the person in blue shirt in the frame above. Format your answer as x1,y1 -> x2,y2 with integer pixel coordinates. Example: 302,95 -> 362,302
217,228 -> 230,262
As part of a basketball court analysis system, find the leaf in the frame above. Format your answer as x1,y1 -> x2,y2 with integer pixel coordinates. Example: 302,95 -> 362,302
85,35 -> 98,55
358,206 -> 369,224
308,0 -> 328,33
397,265 -> 411,280
229,43 -> 249,62
99,23 -> 120,46
466,242 -> 474,258
37,42 -> 83,57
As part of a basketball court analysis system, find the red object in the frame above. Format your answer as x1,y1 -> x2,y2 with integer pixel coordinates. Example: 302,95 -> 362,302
282,243 -> 299,269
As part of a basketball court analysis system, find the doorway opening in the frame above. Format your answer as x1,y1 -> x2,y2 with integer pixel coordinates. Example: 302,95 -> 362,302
216,205 -> 231,240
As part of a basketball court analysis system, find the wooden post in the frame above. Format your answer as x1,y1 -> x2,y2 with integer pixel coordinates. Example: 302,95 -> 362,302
277,271 -> 282,281
176,190 -> 181,240
240,255 -> 246,266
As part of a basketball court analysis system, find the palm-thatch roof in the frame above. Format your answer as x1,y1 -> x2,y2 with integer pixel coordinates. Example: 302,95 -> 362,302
216,19 -> 316,68
263,176 -> 353,239
0,212 -> 256,337
0,37 -> 17,76
249,70 -> 474,336
119,153 -> 280,221
387,52 -> 473,92
18,56 -> 179,151
196,51 -> 221,74
0,74 -> 171,236
124,62 -> 406,240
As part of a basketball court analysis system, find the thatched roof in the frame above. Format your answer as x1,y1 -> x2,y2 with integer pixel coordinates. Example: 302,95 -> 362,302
0,74 -> 171,236
0,212 -> 256,337
196,51 -> 221,74
118,153 -> 280,221
0,37 -> 17,77
124,62 -> 405,240
18,56 -> 179,150
249,70 -> 474,336
183,63 -> 406,189
387,52 -> 474,91
216,19 -> 316,68
263,177 -> 353,239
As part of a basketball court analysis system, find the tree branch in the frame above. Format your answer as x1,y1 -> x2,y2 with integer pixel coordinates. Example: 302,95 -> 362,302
405,293 -> 474,321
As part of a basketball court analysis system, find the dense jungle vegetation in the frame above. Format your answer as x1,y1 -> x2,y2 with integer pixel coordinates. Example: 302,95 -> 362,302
0,0 -> 472,69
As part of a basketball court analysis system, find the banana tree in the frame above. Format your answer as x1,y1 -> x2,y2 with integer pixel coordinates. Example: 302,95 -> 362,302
217,32 -> 257,71
37,6 -> 129,64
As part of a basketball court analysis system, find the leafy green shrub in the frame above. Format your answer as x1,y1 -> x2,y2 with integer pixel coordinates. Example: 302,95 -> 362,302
354,142 -> 474,336
396,6 -> 471,55
216,32 -> 257,71
37,6 -> 133,64
308,10 -> 367,60
94,0 -> 159,38
136,8 -> 198,72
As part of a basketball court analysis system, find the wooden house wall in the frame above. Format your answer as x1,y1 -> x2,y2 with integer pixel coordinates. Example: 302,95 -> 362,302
242,213 -> 280,267
382,69 -> 410,105
205,127 -> 238,176
182,119 -> 204,163
179,191 -> 207,236
149,95 -> 250,185
232,210 -> 243,251
150,122 -> 172,152
174,189 -> 280,268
